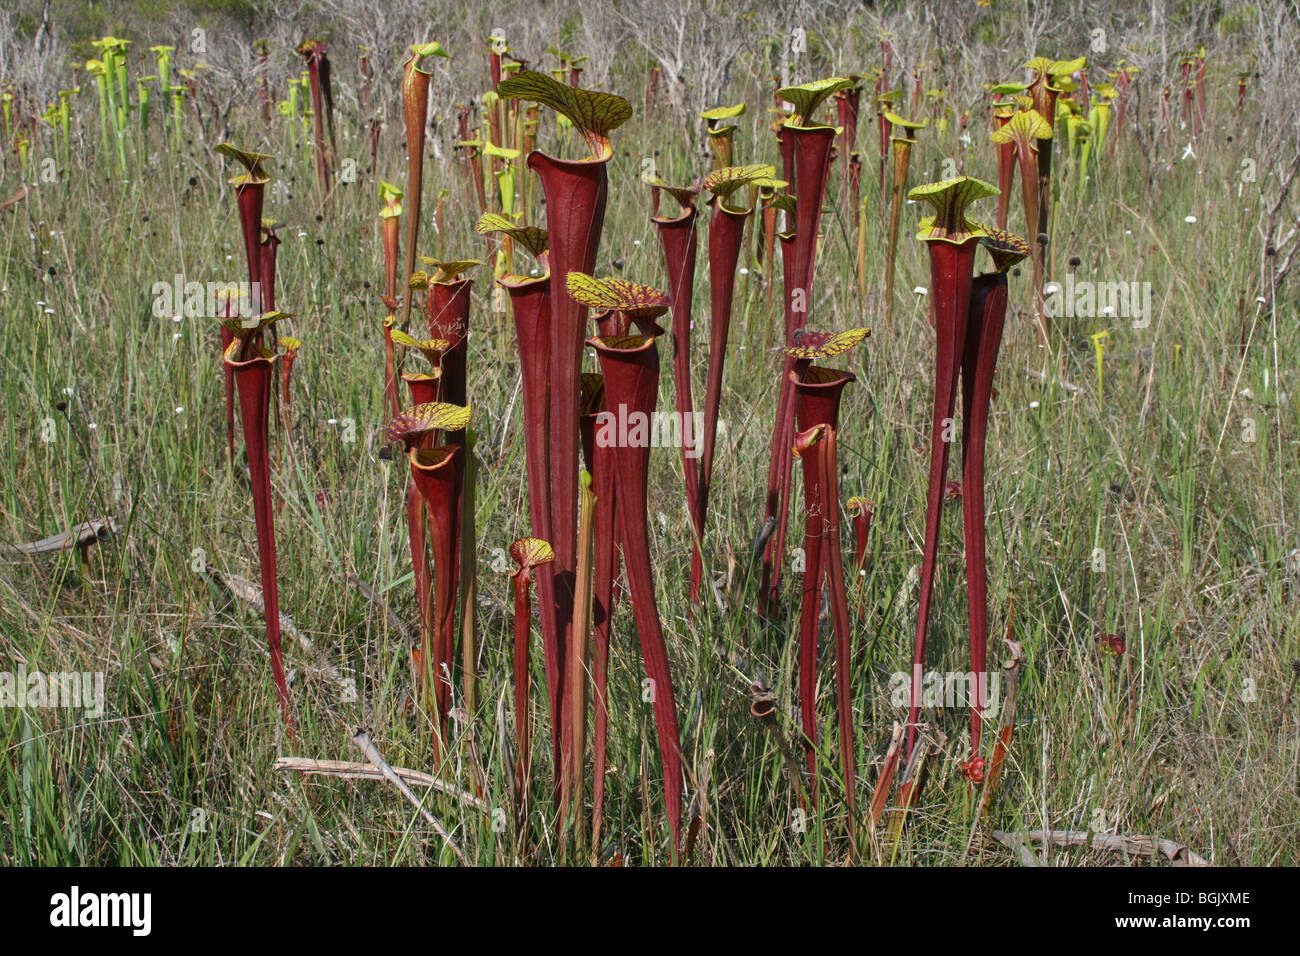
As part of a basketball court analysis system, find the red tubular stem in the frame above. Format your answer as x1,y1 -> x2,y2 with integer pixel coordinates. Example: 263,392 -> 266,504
960,272 -> 1008,759
427,279 -> 471,408
382,215 -> 400,303
529,149 -> 610,767
876,107 -> 891,212
382,323 -> 400,424
226,351 -> 291,727
228,181 -> 264,464
792,369 -> 854,806
758,231 -> 799,615
818,429 -> 857,821
399,53 -> 432,335
907,236 -> 980,758
850,500 -> 875,621
402,373 -> 440,697
426,278 -> 472,690
697,201 -> 749,607
777,127 -> 795,196
589,334 -> 684,857
795,430 -> 826,803
259,231 -> 279,313
761,126 -> 836,612
502,274 -> 564,775
580,396 -> 618,846
993,112 -> 1015,230
409,445 -> 462,761
302,42 -> 333,196
221,327 -> 236,464
836,89 -> 860,210
652,206 -> 702,600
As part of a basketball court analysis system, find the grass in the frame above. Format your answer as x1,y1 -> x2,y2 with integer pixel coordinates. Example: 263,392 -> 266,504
1,35 -> 1298,866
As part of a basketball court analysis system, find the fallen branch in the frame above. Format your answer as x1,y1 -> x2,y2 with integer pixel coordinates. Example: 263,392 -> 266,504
886,727 -> 944,844
1,516 -> 120,557
273,756 -> 490,812
213,570 -> 342,685
868,721 -> 905,832
350,727 -> 466,863
345,570 -> 414,646
0,185 -> 28,212
980,635 -> 1026,814
988,829 -> 1209,866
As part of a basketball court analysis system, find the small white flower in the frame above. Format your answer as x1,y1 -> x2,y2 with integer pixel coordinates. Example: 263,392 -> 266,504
1101,305 -> 1115,316
298,231 -> 308,238
62,387 -> 74,395
633,239 -> 642,246
172,332 -> 182,343
1029,401 -> 1040,409
913,286 -> 928,296
738,268 -> 749,276
88,423 -> 98,430
174,406 -> 184,414
1256,296 -> 1266,304
1125,229 -> 1132,235
1184,215 -> 1197,224
1239,388 -> 1254,401
225,254 -> 233,260
172,314 -> 183,323
44,308 -> 55,315
1044,282 -> 1061,295
328,418 -> 338,425
37,300 -> 46,306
